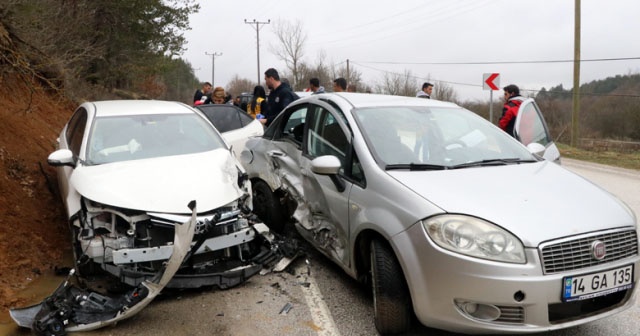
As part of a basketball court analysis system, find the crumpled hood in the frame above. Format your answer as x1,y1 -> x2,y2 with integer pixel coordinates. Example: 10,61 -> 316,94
71,149 -> 243,213
388,161 -> 636,247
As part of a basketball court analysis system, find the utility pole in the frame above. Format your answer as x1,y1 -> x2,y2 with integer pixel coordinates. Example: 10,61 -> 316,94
205,52 -> 222,85
571,0 -> 581,147
244,19 -> 270,85
346,59 -> 350,88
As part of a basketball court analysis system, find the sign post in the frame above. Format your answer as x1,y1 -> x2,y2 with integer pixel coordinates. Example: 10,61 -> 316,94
483,73 -> 500,123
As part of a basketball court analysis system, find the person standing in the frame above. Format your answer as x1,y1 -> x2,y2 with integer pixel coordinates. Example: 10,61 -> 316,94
499,84 -> 523,137
309,78 -> 325,94
416,82 -> 433,99
333,77 -> 347,92
247,85 -> 268,119
263,68 -> 298,126
193,82 -> 212,105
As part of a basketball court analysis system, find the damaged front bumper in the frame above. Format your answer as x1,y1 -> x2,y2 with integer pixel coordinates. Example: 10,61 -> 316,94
10,201 -> 300,335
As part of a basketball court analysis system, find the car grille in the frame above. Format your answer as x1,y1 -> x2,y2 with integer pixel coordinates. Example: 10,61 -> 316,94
540,228 -> 638,274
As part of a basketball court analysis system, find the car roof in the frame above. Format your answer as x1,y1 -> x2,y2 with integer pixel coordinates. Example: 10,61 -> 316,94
87,100 -> 196,117
301,92 -> 460,109
194,104 -> 245,112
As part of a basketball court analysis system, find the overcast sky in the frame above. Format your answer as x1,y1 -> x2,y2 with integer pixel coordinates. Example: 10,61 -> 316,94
183,0 -> 640,102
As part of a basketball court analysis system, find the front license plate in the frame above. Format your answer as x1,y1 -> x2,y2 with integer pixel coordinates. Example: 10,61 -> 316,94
562,264 -> 634,302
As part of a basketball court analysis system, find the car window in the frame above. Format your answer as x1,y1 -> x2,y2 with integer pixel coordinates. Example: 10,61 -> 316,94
66,107 -> 88,157
354,106 -> 534,167
237,109 -> 254,127
198,105 -> 244,133
307,106 -> 349,170
86,113 -> 226,165
515,101 -> 551,147
279,106 -> 307,143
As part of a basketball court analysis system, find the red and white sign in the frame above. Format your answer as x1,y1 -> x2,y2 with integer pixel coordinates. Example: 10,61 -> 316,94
483,73 -> 500,91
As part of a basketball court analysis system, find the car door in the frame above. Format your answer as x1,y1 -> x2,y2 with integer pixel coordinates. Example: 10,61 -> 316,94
57,107 -> 89,217
513,98 -> 561,163
297,102 -> 357,267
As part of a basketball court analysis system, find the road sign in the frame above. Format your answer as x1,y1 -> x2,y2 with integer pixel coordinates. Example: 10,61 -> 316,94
483,73 -> 500,90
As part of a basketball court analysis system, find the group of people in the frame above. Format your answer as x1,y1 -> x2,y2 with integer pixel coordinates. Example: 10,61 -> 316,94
193,68 -> 299,127
194,69 -> 522,137
193,83 -> 233,105
414,81 -> 523,137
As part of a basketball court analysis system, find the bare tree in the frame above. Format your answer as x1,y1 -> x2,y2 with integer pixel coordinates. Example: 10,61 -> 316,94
376,69 -> 418,96
226,74 -> 256,97
331,62 -> 367,92
434,81 -> 459,102
270,19 -> 306,89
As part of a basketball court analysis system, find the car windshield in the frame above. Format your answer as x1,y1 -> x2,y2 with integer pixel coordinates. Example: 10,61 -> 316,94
353,105 -> 536,168
86,113 -> 226,165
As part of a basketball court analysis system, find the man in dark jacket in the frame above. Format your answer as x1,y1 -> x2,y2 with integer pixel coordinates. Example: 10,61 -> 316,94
263,68 -> 298,126
193,82 -> 212,106
499,84 -> 523,137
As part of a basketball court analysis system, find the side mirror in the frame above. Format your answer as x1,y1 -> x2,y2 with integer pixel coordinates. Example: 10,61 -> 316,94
310,155 -> 345,192
526,142 -> 546,157
47,149 -> 75,167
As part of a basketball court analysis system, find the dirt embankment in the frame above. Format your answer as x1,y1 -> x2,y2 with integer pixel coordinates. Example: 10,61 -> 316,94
0,73 -> 74,312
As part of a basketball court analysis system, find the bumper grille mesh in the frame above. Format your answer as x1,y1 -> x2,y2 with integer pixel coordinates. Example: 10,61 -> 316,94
496,306 -> 524,324
540,229 -> 638,274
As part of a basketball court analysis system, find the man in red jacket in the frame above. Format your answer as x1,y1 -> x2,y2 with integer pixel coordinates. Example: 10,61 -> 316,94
499,84 -> 523,137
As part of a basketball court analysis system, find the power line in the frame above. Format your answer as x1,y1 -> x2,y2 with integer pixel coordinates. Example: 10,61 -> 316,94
353,56 -> 640,66
351,61 -> 640,99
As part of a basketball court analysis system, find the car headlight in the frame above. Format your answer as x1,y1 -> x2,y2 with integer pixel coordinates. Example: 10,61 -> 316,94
423,214 -> 526,264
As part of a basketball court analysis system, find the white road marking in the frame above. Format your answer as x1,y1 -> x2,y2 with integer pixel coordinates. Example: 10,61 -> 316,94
297,263 -> 342,336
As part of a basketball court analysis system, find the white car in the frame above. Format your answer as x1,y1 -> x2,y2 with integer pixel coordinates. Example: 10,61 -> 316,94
46,100 -> 276,289
241,93 -> 639,334
195,103 -> 264,161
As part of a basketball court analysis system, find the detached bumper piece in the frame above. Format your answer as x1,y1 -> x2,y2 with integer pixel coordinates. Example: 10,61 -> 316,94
10,275 -> 149,336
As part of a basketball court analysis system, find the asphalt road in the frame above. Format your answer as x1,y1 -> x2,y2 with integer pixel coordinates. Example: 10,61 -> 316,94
2,158 -> 639,336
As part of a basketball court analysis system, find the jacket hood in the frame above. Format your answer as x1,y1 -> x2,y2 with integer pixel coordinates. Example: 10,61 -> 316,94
71,149 -> 244,213
387,161 -> 635,247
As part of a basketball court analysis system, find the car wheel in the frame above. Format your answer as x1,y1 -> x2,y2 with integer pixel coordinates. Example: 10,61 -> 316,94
252,180 -> 285,232
370,239 -> 412,334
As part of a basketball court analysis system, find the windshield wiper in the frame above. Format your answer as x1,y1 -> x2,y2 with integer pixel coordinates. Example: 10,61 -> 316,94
385,163 -> 448,171
450,158 -> 538,169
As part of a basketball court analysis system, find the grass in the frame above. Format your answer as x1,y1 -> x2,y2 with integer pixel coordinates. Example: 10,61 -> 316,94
557,143 -> 640,171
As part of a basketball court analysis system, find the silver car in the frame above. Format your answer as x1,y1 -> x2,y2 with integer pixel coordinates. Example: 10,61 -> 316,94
241,93 -> 639,334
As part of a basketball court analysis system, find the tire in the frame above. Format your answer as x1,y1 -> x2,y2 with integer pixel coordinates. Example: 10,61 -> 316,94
252,180 -> 285,232
370,239 -> 412,334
